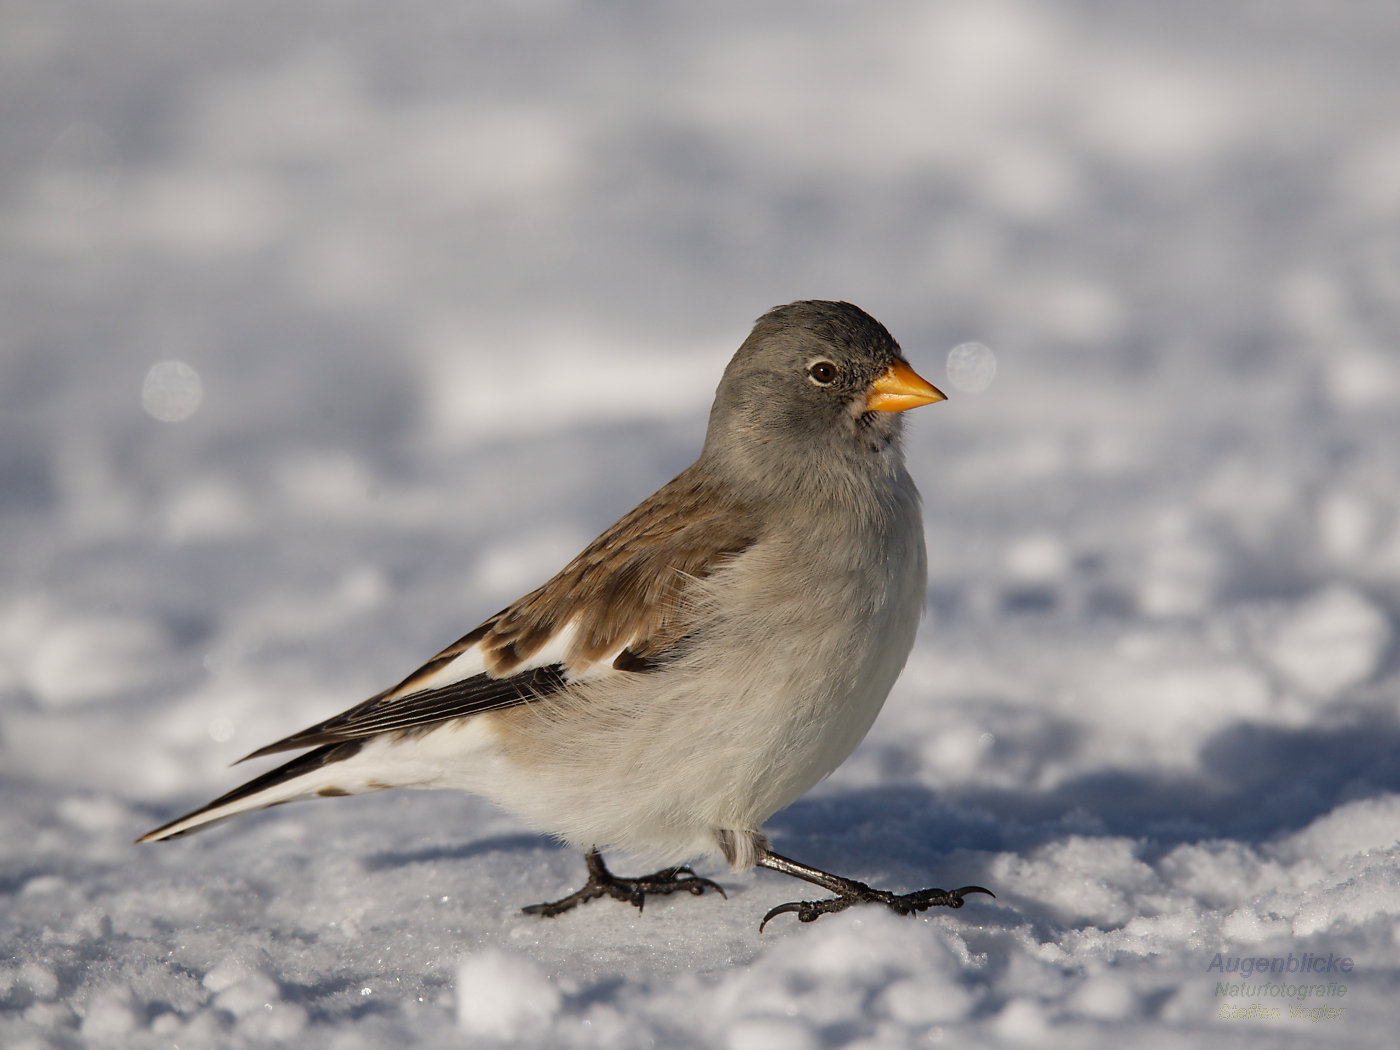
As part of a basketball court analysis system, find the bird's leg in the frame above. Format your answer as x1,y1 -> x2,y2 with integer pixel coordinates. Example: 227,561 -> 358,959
756,848 -> 993,931
522,848 -> 726,917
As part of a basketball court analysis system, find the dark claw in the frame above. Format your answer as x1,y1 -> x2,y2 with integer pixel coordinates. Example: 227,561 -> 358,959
665,866 -> 729,900
759,897 -> 854,931
953,885 -> 996,901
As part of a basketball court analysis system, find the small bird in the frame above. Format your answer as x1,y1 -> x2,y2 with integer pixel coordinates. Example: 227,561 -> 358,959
139,300 -> 990,928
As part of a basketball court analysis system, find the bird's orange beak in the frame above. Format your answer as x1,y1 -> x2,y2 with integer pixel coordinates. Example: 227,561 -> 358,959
864,361 -> 947,412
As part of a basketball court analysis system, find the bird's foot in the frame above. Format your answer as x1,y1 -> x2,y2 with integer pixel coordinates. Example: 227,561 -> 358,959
756,847 -> 991,931
759,882 -> 993,931
523,849 -> 726,917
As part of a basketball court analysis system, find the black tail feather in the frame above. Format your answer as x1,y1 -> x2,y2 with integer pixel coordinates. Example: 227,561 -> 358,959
136,740 -> 366,843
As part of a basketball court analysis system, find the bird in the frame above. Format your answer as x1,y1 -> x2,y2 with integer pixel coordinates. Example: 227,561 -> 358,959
138,299 -> 991,929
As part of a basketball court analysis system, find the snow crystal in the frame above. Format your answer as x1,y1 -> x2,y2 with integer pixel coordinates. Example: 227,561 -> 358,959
1276,796 -> 1400,866
456,949 -> 562,1039
726,1017 -> 818,1050
1316,488 -> 1383,565
992,997 -> 1050,1042
1003,532 -> 1070,585
27,615 -> 171,707
78,987 -> 140,1040
17,964 -> 59,1002
1066,973 -> 1136,1020
878,974 -> 973,1025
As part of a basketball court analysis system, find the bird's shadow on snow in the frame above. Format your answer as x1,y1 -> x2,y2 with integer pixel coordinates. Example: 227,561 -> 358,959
773,710 -> 1400,868
1037,712 -> 1400,847
361,832 -> 549,872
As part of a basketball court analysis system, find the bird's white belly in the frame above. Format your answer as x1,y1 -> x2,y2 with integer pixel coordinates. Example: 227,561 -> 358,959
443,500 -> 928,868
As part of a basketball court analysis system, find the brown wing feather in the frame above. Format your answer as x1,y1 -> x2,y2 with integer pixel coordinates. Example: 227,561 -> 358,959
478,464 -> 760,671
239,464 -> 760,761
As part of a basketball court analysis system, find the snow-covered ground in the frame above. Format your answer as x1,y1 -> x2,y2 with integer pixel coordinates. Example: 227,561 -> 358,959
4,2 -> 1400,1046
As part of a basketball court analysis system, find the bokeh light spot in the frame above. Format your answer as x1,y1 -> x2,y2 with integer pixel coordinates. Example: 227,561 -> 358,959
946,342 -> 997,393
142,361 -> 204,422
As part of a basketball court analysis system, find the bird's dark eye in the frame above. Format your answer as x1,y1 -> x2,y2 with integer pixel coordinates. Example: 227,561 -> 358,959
808,361 -> 838,385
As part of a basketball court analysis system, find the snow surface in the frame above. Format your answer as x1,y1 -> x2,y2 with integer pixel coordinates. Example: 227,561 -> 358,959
4,1 -> 1400,1047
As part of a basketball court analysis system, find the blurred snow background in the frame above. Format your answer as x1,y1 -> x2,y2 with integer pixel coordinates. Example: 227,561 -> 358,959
3,1 -> 1400,1047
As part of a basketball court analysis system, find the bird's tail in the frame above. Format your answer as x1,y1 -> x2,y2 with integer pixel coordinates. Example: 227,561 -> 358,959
136,740 -> 373,843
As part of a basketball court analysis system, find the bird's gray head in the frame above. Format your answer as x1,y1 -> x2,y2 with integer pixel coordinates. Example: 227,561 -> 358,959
701,300 -> 944,502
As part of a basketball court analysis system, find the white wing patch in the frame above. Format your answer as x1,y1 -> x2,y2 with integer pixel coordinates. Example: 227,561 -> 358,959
390,620 -> 629,698
397,641 -> 490,696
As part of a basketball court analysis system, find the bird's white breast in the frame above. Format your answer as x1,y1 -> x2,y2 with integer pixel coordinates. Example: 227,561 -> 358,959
715,475 -> 927,825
